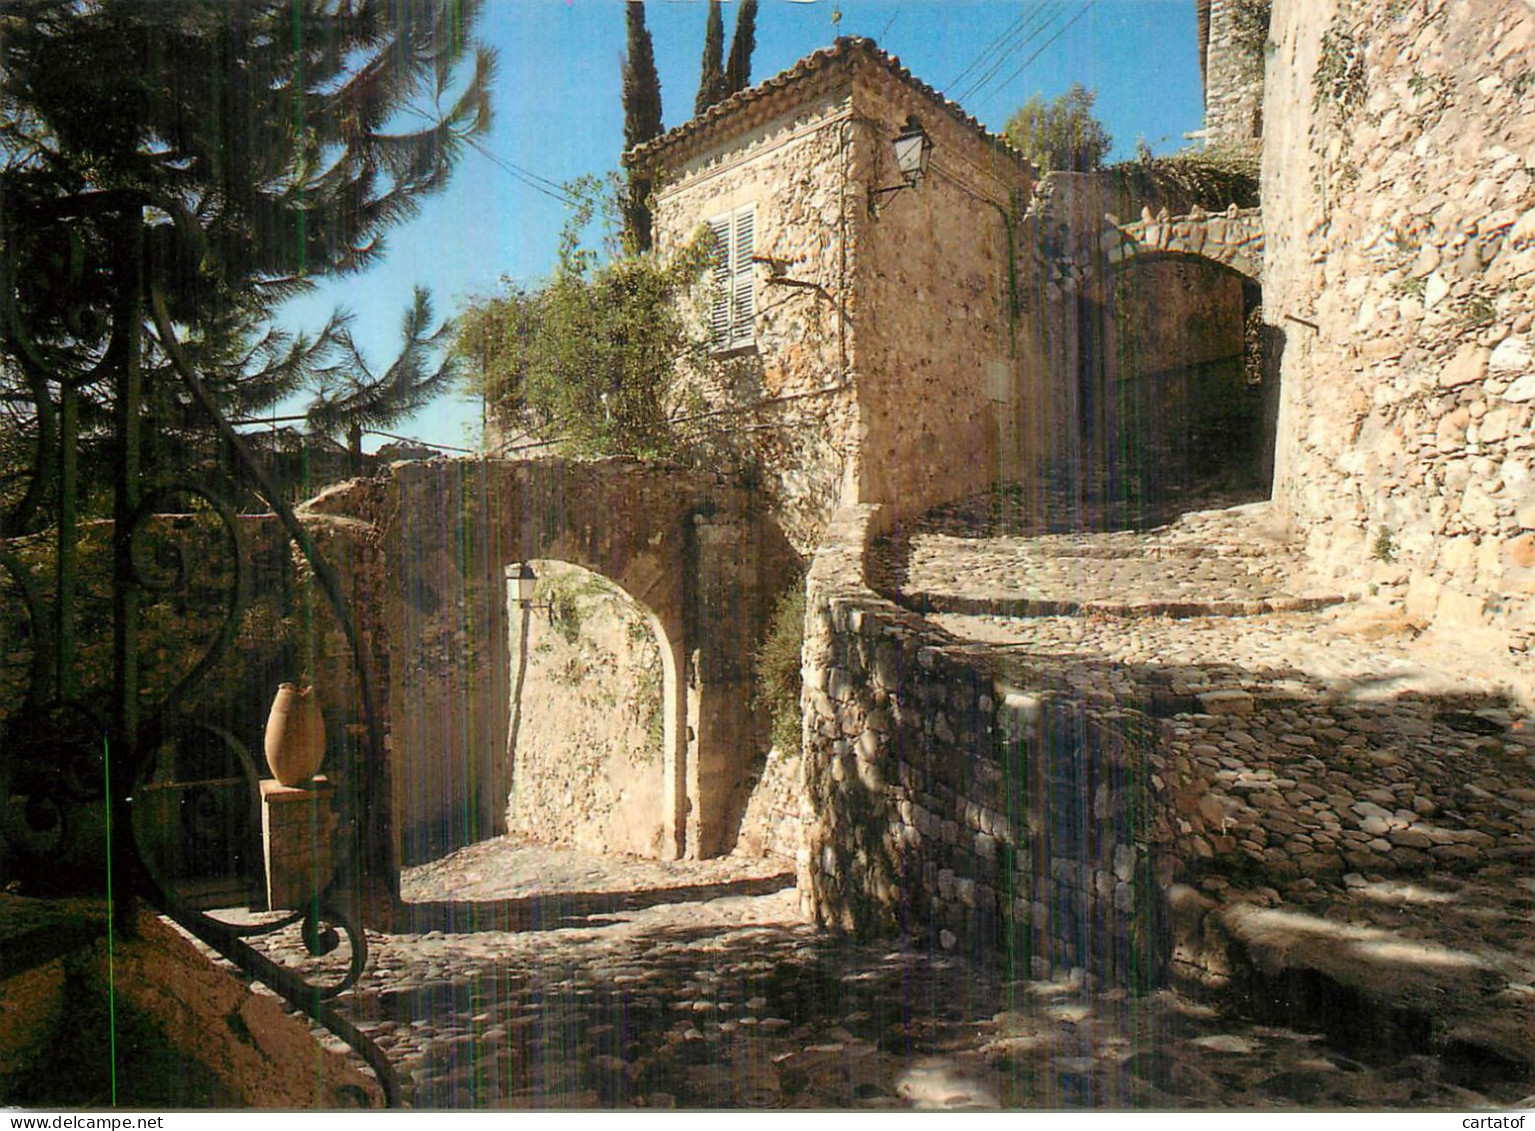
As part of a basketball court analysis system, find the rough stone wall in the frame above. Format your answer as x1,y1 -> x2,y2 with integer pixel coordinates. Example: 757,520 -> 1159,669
651,89 -> 861,557
850,68 -> 1037,529
732,743 -> 805,863
0,906 -> 380,1107
507,563 -> 669,857
799,506 -> 1176,979
1264,0 -> 1535,663
1204,0 -> 1269,150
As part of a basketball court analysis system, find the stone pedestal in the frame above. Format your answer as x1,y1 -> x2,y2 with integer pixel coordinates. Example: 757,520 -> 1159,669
260,777 -> 338,910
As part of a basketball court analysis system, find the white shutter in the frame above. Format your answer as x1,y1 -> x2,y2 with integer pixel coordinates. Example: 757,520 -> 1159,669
709,215 -> 731,350
731,205 -> 755,349
705,205 -> 756,353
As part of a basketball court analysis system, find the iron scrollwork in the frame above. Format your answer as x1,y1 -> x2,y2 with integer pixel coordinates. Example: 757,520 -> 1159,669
0,221 -> 400,1103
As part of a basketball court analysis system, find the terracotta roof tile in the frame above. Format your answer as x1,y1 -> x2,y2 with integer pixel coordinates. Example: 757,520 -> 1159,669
625,36 -> 1028,171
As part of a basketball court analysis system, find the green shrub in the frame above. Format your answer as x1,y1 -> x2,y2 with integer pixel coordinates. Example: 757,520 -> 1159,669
454,178 -> 714,459
536,572 -> 609,645
753,582 -> 806,755
1103,146 -> 1260,216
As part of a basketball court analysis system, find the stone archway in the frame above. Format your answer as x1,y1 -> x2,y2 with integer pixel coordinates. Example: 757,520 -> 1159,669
501,560 -> 677,859
1082,244 -> 1269,513
374,457 -> 795,870
1106,205 -> 1264,281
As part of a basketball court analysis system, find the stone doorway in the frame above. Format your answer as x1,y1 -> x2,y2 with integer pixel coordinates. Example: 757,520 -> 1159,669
503,561 -> 673,859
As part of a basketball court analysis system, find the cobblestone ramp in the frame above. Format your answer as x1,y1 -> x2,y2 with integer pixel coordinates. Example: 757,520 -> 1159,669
876,496 -> 1345,619
873,487 -> 1535,1089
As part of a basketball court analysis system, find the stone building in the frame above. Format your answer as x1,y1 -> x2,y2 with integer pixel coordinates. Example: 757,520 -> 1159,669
1198,0 -> 1269,151
1263,0 -> 1535,661
627,38 -> 1041,551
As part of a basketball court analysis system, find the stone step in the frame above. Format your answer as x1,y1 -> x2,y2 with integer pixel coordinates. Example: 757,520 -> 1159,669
904,590 -> 1347,620
1169,883 -> 1535,1081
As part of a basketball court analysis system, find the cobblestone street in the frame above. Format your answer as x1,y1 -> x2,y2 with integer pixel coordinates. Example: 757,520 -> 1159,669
226,494 -> 1535,1111
872,491 -> 1535,1086
231,834 -> 1531,1111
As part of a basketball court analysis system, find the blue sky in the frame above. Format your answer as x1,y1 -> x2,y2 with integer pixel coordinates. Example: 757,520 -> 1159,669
275,0 -> 1205,452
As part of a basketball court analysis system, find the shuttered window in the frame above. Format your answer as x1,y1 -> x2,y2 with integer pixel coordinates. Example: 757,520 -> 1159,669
708,204 -> 755,352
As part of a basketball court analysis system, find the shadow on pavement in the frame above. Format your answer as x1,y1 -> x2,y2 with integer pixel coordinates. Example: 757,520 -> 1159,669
398,872 -> 796,934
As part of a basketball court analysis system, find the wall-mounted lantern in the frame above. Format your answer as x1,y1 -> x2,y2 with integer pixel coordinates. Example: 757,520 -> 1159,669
507,562 -> 552,620
869,116 -> 933,217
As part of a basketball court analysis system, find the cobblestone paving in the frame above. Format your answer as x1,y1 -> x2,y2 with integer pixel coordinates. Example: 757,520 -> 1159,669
225,494 -> 1535,1110
877,495 -> 1339,616
872,490 -> 1535,1089
241,840 -> 1531,1110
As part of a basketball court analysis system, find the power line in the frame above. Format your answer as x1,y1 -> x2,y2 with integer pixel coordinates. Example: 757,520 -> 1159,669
400,96 -> 582,207
990,0 -> 1100,98
956,2 -> 1067,106
462,136 -> 583,208
946,5 -> 1041,94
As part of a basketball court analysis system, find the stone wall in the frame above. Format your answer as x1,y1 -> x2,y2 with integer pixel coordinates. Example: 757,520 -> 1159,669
1263,0 -> 1535,667
651,86 -> 861,557
1203,0 -> 1269,150
850,63 -> 1037,530
732,742 -> 805,863
0,903 -> 380,1107
506,563 -> 669,857
798,506 -> 1176,979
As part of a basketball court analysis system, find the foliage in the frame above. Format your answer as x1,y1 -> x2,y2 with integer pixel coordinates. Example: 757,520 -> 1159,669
753,581 -> 805,755
1313,16 -> 1366,119
455,183 -> 714,460
0,0 -> 494,526
1103,144 -> 1260,215
696,1 -> 728,116
622,1 -> 664,253
1229,0 -> 1272,80
305,288 -> 462,461
1004,84 -> 1112,172
537,571 -> 611,646
1372,527 -> 1396,563
724,0 -> 759,99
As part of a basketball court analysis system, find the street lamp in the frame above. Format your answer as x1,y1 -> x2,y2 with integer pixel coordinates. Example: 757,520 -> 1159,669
507,562 -> 551,619
869,116 -> 933,216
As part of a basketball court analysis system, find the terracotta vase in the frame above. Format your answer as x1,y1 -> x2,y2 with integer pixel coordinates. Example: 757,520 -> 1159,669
264,682 -> 326,787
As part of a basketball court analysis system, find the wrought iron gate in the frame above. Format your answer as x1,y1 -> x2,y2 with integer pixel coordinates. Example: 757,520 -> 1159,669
0,213 -> 400,1104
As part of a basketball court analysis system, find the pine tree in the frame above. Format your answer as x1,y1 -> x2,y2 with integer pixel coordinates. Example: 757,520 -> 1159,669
724,0 -> 759,97
622,1 -> 665,253
306,288 -> 462,468
0,0 -> 495,523
695,1 -> 727,116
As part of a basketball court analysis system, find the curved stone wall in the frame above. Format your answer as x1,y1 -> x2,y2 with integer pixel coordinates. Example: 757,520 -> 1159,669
798,505 -> 1178,979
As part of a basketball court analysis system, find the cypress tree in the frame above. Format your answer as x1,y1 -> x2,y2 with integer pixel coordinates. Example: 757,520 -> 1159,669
622,1 -> 664,252
695,1 -> 727,116
724,0 -> 759,97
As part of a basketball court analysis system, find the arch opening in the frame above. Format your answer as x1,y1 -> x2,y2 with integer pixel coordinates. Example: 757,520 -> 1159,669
1079,252 -> 1273,525
502,560 -> 681,860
